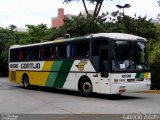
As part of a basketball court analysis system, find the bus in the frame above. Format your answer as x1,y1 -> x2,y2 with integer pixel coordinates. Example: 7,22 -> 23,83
9,33 -> 151,96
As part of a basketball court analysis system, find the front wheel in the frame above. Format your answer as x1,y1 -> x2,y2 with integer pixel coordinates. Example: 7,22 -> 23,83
80,80 -> 92,96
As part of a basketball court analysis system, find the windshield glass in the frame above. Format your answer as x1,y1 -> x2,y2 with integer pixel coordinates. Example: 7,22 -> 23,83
112,40 -> 149,71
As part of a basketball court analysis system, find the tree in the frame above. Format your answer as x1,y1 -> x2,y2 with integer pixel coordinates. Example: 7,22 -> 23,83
9,24 -> 17,31
21,24 -> 55,44
51,15 -> 105,39
63,0 -> 111,17
0,27 -> 17,76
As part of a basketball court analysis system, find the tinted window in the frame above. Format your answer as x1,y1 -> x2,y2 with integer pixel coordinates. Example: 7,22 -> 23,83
30,47 -> 39,60
21,49 -> 29,60
73,41 -> 89,57
10,50 -> 19,61
40,46 -> 55,59
92,39 -> 108,56
57,44 -> 70,58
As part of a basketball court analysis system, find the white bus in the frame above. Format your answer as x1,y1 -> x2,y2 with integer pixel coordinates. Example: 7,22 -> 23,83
9,33 -> 151,96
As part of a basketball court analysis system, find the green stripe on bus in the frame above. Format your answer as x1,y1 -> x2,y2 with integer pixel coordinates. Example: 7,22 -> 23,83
135,73 -> 144,79
139,73 -> 144,79
45,61 -> 63,87
53,60 -> 74,88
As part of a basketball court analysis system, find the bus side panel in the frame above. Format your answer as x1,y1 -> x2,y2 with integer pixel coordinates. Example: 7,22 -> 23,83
44,60 -> 74,88
28,61 -> 54,86
63,60 -> 100,92
9,70 -> 24,85
9,70 -> 16,83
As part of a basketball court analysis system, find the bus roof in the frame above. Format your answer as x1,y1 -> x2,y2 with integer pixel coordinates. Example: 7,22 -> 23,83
87,33 -> 147,41
10,33 -> 147,49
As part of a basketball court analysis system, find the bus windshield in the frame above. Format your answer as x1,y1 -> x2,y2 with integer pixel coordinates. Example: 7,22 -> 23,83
112,40 -> 149,71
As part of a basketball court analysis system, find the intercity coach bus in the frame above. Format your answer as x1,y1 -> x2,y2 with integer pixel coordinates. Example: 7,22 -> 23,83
9,33 -> 151,96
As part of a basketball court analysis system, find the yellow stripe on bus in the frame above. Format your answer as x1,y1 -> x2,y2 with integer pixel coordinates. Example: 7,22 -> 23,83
144,72 -> 149,78
14,61 -> 54,86
37,61 -> 54,86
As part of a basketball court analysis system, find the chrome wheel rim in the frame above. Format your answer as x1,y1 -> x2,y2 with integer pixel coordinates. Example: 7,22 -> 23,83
82,82 -> 92,94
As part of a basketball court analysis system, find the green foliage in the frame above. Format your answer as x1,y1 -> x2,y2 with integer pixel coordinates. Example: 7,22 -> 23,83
101,11 -> 157,40
147,24 -> 160,89
0,27 -> 17,76
22,24 -> 54,44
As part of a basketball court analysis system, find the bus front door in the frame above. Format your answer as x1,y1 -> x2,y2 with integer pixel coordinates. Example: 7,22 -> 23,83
99,47 -> 110,94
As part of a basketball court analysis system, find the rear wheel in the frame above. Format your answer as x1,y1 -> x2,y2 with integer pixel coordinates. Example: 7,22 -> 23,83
23,76 -> 29,88
80,80 -> 92,96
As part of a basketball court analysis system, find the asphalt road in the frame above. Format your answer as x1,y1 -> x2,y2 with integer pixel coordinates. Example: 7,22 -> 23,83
0,77 -> 160,119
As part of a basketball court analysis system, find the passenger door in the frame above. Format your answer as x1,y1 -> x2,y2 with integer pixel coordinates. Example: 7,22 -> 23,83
99,47 -> 110,94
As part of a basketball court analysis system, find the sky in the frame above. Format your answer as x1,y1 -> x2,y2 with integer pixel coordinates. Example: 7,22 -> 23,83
0,0 -> 159,28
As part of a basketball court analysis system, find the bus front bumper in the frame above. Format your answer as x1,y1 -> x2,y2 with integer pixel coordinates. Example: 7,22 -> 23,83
111,81 -> 151,94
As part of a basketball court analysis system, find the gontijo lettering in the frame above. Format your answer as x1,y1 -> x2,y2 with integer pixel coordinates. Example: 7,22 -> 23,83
21,63 -> 40,69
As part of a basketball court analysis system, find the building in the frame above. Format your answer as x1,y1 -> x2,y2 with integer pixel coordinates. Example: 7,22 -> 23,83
51,8 -> 92,28
51,8 -> 76,28
51,8 -> 65,28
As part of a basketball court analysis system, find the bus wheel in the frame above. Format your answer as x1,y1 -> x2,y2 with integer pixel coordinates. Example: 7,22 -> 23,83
23,76 -> 29,88
80,80 -> 92,96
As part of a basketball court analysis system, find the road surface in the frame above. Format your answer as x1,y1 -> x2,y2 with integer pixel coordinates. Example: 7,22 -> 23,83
0,77 -> 160,119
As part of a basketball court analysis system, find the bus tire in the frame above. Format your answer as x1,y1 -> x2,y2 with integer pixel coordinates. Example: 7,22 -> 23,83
79,79 -> 92,96
22,75 -> 30,89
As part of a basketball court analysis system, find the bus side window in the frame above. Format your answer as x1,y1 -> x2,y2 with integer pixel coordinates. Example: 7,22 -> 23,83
70,44 -> 75,58
40,48 -> 45,59
73,41 -> 89,58
57,44 -> 68,58
91,39 -> 109,71
10,50 -> 19,61
30,48 -> 39,60
22,49 -> 29,60
40,46 -> 55,59
51,47 -> 55,59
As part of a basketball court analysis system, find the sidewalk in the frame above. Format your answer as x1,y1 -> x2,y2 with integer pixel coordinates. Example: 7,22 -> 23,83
144,90 -> 160,94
